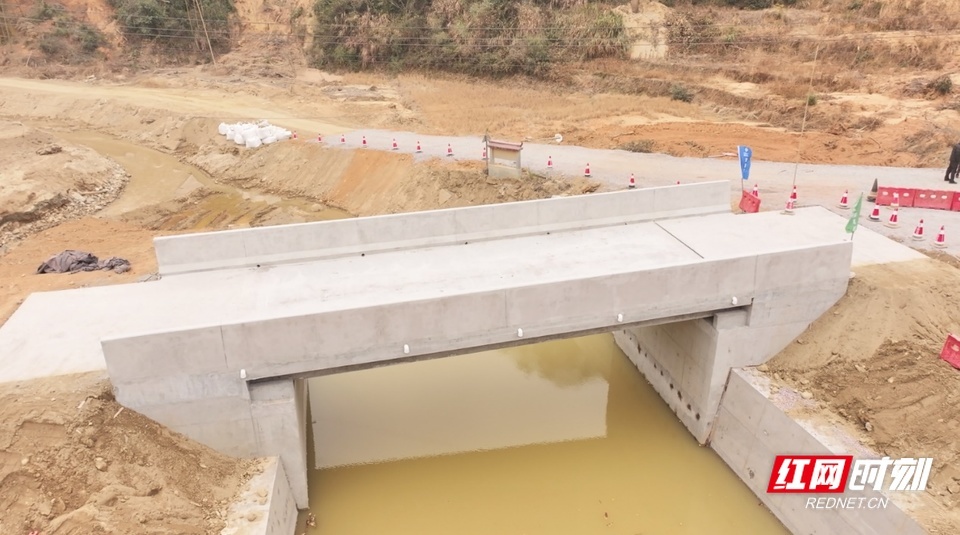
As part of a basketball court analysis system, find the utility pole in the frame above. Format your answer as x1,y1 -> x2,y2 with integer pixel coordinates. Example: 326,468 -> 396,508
193,0 -> 216,65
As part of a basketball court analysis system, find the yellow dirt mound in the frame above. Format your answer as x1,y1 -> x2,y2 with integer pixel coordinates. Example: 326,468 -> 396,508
769,258 -> 960,532
0,373 -> 255,535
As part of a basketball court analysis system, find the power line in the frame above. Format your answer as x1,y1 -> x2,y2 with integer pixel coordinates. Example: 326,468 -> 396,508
4,11 -> 960,37
7,19 -> 960,47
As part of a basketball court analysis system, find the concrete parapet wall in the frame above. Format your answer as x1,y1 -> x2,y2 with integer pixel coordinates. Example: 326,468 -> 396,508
154,182 -> 730,275
220,457 -> 298,535
711,370 -> 929,535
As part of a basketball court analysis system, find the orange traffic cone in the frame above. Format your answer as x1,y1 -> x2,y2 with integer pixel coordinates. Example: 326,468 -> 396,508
838,190 -> 849,209
935,226 -> 947,248
751,184 -> 759,198
547,156 -> 553,169
416,141 -> 422,153
868,202 -> 881,221
392,138 -> 398,150
362,136 -> 367,148
292,131 -> 298,140
790,185 -> 798,201
482,147 -> 487,159
628,173 -> 636,189
885,207 -> 900,228
912,219 -> 925,241
446,144 -> 453,157
584,163 -> 591,177
340,134 -> 345,144
317,133 -> 322,142
782,197 -> 795,215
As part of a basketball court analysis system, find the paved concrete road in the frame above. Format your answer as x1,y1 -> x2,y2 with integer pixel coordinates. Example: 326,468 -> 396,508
310,129 -> 960,257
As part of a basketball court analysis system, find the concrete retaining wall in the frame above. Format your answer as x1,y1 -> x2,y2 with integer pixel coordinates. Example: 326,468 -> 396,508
612,240 -> 852,443
154,182 -> 730,275
711,370 -> 929,535
220,457 -> 298,535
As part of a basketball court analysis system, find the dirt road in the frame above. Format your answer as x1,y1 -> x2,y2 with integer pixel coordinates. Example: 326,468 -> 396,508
4,74 -> 957,255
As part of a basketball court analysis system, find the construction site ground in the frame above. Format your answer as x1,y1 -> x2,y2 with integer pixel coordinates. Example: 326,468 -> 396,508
1,53 -> 960,534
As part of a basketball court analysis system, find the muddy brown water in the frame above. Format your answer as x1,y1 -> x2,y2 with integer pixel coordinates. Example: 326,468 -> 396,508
306,334 -> 789,535
53,129 -> 351,227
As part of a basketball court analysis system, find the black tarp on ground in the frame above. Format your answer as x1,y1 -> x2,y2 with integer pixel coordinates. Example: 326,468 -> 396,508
37,250 -> 131,274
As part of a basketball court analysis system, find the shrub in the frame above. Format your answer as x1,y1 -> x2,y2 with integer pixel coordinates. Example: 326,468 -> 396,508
928,75 -> 953,96
670,83 -> 694,102
619,139 -> 656,153
34,1 -> 62,20
77,24 -> 103,52
38,35 -> 66,56
110,0 -> 235,53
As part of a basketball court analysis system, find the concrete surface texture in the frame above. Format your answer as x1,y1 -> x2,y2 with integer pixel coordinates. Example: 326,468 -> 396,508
105,209 -> 852,508
319,128 -> 960,257
153,180 -> 731,275
0,188 -> 866,513
219,457 -> 298,535
710,369 -> 929,535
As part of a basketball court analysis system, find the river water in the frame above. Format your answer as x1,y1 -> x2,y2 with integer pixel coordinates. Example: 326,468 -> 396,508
307,334 -> 788,535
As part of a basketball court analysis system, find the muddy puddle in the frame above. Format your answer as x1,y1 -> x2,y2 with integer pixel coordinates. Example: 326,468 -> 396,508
52,129 -> 352,230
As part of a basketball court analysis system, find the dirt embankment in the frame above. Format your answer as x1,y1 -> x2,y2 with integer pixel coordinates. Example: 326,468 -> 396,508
188,140 -> 599,217
768,259 -> 960,532
0,372 -> 257,535
0,121 -> 128,247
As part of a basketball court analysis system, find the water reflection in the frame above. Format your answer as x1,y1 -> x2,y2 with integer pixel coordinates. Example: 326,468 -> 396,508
307,334 -> 789,535
511,341 -> 606,388
309,343 -> 610,468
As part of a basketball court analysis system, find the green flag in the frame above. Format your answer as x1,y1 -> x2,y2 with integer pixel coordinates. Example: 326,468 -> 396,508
845,193 -> 864,234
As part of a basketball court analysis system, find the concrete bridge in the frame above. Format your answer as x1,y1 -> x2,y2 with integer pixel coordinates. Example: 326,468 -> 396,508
0,182 -> 856,510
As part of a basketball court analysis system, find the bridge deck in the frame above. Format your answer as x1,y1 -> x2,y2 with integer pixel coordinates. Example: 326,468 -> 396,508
0,206 -> 919,384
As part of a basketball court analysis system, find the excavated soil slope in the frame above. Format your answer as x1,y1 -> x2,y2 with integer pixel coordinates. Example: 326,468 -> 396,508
0,372 -> 258,535
769,259 -> 960,533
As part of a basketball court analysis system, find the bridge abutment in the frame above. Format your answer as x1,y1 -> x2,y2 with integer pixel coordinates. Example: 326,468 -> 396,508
614,259 -> 850,443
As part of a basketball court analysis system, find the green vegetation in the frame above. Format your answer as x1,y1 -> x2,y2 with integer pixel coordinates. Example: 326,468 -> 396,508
107,0 -> 234,53
34,0 -> 62,20
618,139 -> 656,153
928,75 -> 953,96
658,0 -> 797,9
669,83 -> 694,102
309,0 -> 629,76
32,1 -> 106,60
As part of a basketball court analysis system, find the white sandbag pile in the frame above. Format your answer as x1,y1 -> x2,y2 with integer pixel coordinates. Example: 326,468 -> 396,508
218,120 -> 292,149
